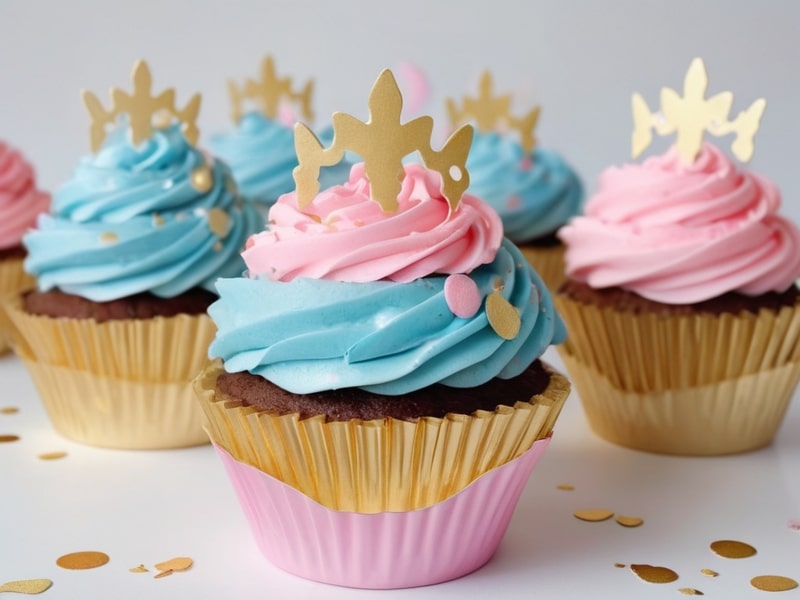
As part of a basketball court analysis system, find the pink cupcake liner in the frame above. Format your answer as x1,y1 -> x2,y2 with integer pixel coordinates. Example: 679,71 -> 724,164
213,436 -> 552,589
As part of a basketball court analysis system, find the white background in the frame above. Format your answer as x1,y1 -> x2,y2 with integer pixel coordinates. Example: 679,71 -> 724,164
1,2 -> 799,598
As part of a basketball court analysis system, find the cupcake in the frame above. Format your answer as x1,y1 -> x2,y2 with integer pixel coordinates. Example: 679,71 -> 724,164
556,58 -> 800,455
447,71 -> 583,291
6,60 -> 261,449
210,56 -> 351,211
0,142 -> 50,353
194,69 -> 570,588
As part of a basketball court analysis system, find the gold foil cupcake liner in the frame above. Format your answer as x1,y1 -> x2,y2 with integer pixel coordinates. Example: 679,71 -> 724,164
194,361 -> 570,513
556,294 -> 800,392
19,357 -> 208,449
5,295 -> 216,380
561,349 -> 800,455
519,243 -> 566,294
0,258 -> 36,354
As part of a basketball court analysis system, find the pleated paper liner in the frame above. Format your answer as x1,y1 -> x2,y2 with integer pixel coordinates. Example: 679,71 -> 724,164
4,295 -> 216,380
561,349 -> 800,455
555,293 -> 800,393
518,243 -> 566,294
18,356 -> 207,448
5,295 -> 216,448
0,257 -> 35,354
195,360 -> 570,513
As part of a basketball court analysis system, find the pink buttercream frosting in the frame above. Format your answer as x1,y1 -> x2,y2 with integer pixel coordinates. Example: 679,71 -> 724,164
559,143 -> 800,304
243,162 -> 503,282
0,142 -> 49,250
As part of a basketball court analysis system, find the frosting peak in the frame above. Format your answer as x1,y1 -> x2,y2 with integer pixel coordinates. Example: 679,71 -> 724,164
243,162 -> 504,283
560,143 -> 800,303
0,142 -> 50,249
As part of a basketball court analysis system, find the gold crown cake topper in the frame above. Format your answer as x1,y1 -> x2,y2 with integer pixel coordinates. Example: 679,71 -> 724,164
446,71 -> 540,154
632,57 -> 766,163
228,56 -> 314,124
293,69 -> 473,213
82,60 -> 201,153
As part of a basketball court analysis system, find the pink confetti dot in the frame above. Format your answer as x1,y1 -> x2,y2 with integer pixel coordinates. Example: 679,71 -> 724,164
506,195 -> 522,210
444,274 -> 482,319
788,519 -> 800,531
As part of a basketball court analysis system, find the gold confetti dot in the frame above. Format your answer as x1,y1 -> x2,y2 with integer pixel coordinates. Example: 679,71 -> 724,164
38,451 -> 67,461
0,434 -> 20,443
129,564 -> 148,573
700,569 -> 718,578
154,556 -> 193,573
56,551 -> 109,570
0,407 -> 19,414
190,166 -> 213,193
614,563 -> 626,568
630,564 -> 679,584
0,579 -> 53,594
486,290 -> 521,340
615,515 -> 644,528
678,588 -> 704,596
574,509 -> 614,522
710,539 -> 756,559
152,213 -> 165,227
99,232 -> 119,245
213,241 -> 223,252
207,207 -> 230,238
154,569 -> 174,579
751,575 -> 798,592
556,483 -> 574,491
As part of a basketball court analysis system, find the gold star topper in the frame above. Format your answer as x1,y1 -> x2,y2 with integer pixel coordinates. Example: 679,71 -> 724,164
446,71 -> 540,154
228,56 -> 314,124
293,69 -> 473,213
632,57 -> 766,163
82,60 -> 201,153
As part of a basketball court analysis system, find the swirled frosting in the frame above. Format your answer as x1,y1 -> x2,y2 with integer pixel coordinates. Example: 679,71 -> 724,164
24,124 -> 262,301
0,142 -> 50,249
209,162 -> 566,395
466,131 -> 583,242
210,113 -> 351,206
559,143 -> 800,304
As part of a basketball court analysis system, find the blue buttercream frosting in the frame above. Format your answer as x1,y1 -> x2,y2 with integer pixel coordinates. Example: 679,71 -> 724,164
24,124 -> 262,301
209,239 -> 566,395
210,112 -> 352,206
466,131 -> 583,242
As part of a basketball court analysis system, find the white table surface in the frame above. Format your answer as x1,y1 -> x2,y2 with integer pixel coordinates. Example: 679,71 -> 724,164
2,347 -> 798,599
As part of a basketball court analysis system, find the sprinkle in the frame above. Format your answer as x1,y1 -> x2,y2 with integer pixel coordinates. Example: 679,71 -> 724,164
207,208 -> 230,238
99,232 -> 119,245
129,564 -> 148,573
190,166 -> 213,193
709,540 -> 756,559
0,579 -> 53,594
0,407 -> 19,414
56,551 -> 109,570
152,213 -> 165,227
629,564 -> 679,584
750,575 -> 798,592
556,483 -> 575,491
154,557 -> 193,573
614,563 -> 625,568
615,515 -> 644,528
700,569 -> 719,578
0,434 -> 20,443
444,274 -> 481,319
154,569 -> 173,579
37,452 -> 67,461
678,588 -> 704,596
574,509 -> 614,522
486,290 -> 521,340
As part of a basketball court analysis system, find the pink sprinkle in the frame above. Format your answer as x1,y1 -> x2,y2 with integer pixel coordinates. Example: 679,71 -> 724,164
788,519 -> 800,531
444,274 -> 482,319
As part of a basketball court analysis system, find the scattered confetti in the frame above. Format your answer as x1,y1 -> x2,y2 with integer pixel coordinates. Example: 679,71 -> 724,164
190,166 -> 213,193
207,207 -> 229,237
614,563 -> 626,569
152,213 -> 165,227
573,509 -> 614,522
750,575 -> 798,592
99,232 -> 119,245
128,565 -> 148,573
154,557 -> 193,573
700,569 -> 719,578
615,515 -> 644,528
788,519 -> 800,532
630,564 -> 679,584
0,434 -> 20,443
486,290 -> 521,340
0,579 -> 53,594
556,484 -> 575,491
443,274 -> 481,319
0,407 -> 19,414
678,588 -> 704,596
37,452 -> 67,461
56,551 -> 109,570
154,570 -> 173,579
710,540 -> 756,559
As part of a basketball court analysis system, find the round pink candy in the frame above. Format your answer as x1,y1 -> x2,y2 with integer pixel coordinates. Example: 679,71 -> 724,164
444,274 -> 481,319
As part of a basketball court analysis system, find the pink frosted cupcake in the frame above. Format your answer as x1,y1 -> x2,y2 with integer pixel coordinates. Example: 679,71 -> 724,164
0,142 -> 50,353
194,69 -> 569,588
556,59 -> 800,455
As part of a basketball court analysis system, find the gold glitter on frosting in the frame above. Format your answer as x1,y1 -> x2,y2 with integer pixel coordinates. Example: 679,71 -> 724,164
709,539 -> 756,559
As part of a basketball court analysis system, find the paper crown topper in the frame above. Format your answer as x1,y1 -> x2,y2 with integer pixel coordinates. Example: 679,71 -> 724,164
228,56 -> 314,124
632,57 -> 766,163
82,60 -> 201,153
446,71 -> 540,154
293,69 -> 473,213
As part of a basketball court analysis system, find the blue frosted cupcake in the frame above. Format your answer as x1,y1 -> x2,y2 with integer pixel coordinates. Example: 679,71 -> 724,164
7,61 -> 261,449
